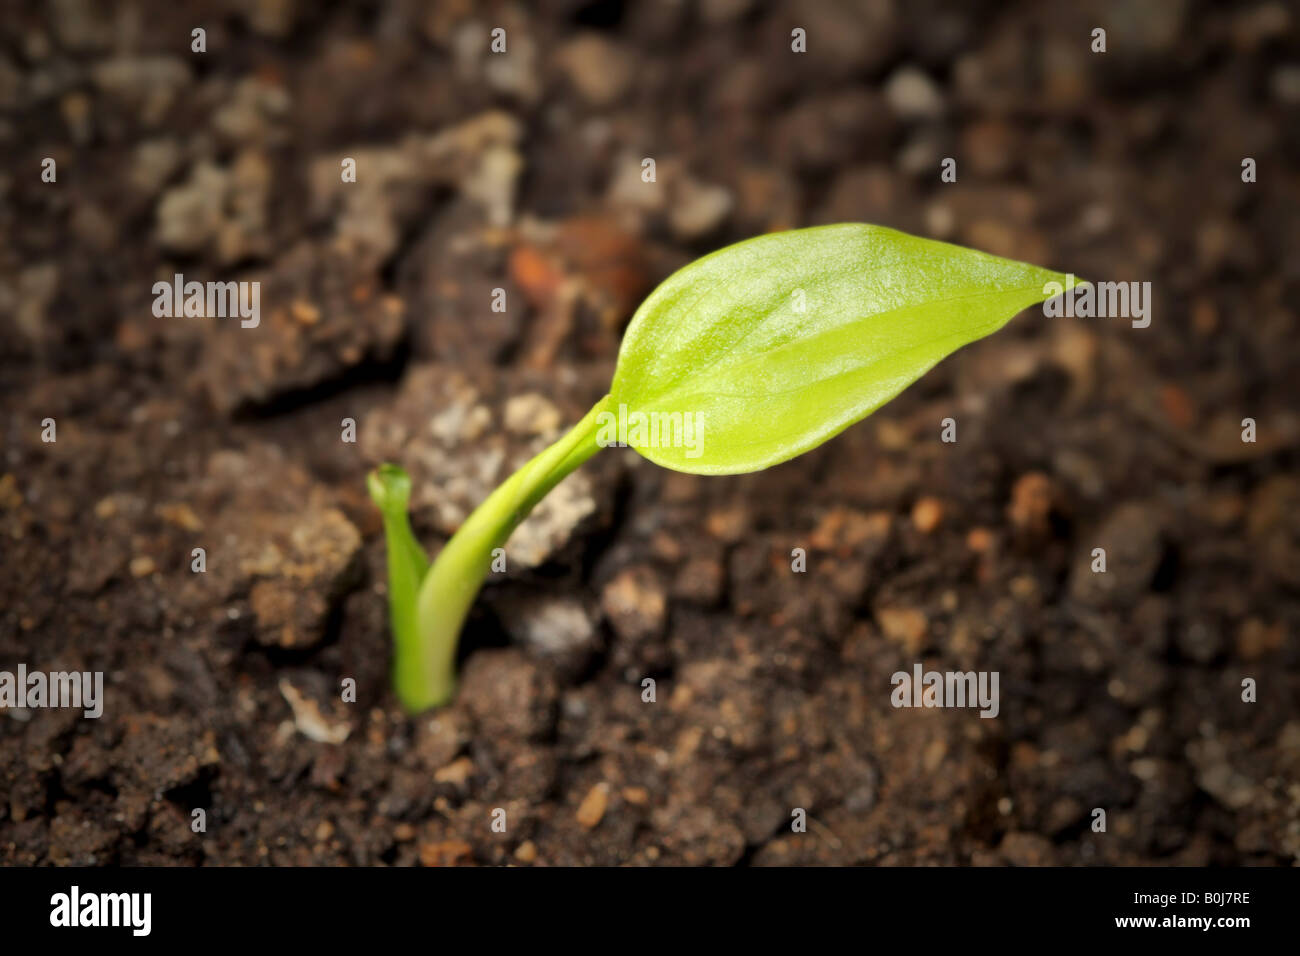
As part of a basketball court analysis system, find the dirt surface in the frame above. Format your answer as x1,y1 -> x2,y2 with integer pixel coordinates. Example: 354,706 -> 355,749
2,0 -> 1298,866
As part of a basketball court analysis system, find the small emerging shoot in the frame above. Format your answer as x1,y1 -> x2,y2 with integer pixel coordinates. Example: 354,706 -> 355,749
370,224 -> 1078,712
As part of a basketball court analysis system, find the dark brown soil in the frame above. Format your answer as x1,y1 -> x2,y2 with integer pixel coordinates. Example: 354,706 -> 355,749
2,0 -> 1298,866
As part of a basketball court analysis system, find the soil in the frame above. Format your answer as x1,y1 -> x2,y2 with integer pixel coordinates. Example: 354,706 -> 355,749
2,0 -> 1298,866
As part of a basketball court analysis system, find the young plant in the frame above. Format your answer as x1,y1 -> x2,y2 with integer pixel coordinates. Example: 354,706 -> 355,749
370,223 -> 1077,712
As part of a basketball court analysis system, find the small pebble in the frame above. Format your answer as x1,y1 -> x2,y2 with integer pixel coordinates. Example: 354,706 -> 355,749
575,782 -> 609,829
911,496 -> 944,534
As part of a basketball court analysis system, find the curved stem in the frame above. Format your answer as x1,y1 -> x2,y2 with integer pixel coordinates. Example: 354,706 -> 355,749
404,394 -> 613,712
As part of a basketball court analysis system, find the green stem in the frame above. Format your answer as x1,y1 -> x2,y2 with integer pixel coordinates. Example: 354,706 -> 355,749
403,394 -> 613,712
368,465 -> 433,712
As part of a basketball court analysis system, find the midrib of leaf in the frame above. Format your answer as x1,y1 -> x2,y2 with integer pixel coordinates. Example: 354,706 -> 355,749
616,283 -> 1047,414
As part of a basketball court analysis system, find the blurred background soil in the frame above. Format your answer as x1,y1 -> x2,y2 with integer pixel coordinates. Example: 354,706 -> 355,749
1,0 -> 1298,865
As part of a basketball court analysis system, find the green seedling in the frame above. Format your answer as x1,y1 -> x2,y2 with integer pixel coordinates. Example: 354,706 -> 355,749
370,223 -> 1078,712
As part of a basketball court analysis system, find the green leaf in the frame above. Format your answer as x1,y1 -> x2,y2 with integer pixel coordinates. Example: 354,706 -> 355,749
608,223 -> 1076,475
